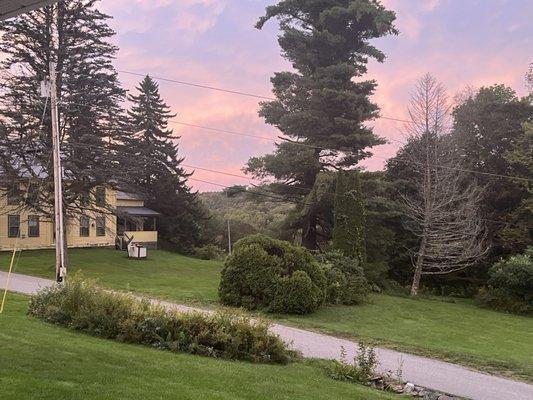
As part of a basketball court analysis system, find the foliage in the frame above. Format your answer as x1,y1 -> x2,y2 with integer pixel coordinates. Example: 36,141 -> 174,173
124,76 -> 205,252
193,244 -> 225,260
0,0 -> 126,221
360,171 -> 405,286
245,0 -> 398,249
199,188 -> 294,247
28,274 -> 295,364
5,294 -> 400,400
317,250 -> 370,305
218,234 -> 326,314
333,171 -> 367,264
452,84 -> 533,260
271,270 -> 323,314
476,247 -> 533,315
3,249 -> 532,379
326,344 -> 377,384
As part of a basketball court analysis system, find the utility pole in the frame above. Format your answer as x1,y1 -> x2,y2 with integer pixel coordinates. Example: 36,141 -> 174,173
49,61 -> 67,283
225,190 -> 232,255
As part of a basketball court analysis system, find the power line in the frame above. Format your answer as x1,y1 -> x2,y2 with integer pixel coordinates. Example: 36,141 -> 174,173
189,177 -> 310,206
58,103 -> 531,184
169,120 -> 280,142
21,139 -> 533,228
118,69 -> 414,124
170,122 -> 530,183
118,70 -> 274,101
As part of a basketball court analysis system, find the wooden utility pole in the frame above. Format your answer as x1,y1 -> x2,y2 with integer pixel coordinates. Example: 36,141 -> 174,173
225,191 -> 232,255
49,61 -> 67,283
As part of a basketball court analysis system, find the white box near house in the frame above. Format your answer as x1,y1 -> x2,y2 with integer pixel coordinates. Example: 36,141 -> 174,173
128,243 -> 147,259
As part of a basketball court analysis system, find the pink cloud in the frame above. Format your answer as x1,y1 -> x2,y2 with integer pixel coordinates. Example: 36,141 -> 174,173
97,0 -> 531,191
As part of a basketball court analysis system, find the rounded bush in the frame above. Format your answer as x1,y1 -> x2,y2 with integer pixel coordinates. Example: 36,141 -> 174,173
316,250 -> 370,305
476,247 -> 533,315
271,271 -> 323,314
218,234 -> 326,314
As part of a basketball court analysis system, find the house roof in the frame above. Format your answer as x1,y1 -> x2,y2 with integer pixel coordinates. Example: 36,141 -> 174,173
0,0 -> 61,21
117,206 -> 160,217
116,191 -> 144,201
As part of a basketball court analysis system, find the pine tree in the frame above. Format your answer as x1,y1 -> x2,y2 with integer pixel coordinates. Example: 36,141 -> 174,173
125,76 -> 204,251
0,0 -> 125,221
332,170 -> 366,265
245,0 -> 398,250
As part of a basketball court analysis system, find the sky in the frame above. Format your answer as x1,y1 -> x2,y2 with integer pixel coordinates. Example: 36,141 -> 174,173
98,0 -> 532,192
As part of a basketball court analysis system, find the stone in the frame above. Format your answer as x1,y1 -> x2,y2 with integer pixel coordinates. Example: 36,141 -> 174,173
404,382 -> 416,394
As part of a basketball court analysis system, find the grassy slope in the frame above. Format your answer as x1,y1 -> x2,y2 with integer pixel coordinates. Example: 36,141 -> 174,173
273,295 -> 533,380
1,248 -> 532,380
0,294 -> 397,400
0,248 -> 220,304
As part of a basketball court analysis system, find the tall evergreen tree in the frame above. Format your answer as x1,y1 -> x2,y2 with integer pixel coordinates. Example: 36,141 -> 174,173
125,76 -> 204,251
245,0 -> 397,249
332,170 -> 366,264
0,0 -> 125,222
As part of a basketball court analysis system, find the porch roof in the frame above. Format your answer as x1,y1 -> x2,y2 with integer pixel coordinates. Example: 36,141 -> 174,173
0,0 -> 61,21
117,206 -> 160,217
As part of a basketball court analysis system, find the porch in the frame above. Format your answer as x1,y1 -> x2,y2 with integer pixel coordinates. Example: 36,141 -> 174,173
116,206 -> 159,249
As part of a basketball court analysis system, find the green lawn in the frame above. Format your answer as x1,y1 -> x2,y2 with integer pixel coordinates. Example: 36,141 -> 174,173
0,248 -> 221,305
273,295 -> 533,380
2,248 -> 532,381
0,294 -> 396,400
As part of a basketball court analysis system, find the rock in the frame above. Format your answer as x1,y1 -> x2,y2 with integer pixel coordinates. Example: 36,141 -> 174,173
437,395 -> 455,400
404,382 -> 416,394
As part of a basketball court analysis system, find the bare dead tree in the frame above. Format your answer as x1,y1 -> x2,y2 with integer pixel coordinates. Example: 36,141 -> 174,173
526,63 -> 533,95
400,74 -> 490,296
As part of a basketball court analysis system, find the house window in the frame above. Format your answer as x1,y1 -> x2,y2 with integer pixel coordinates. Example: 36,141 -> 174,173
80,216 -> 90,237
80,191 -> 90,207
8,215 -> 20,238
95,187 -> 106,207
7,184 -> 20,205
28,215 -> 40,237
96,216 -> 106,237
27,183 -> 39,206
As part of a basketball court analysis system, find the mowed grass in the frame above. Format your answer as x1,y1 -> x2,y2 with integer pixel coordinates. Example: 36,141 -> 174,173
273,295 -> 533,380
2,248 -> 532,380
0,294 -> 398,400
0,248 -> 222,304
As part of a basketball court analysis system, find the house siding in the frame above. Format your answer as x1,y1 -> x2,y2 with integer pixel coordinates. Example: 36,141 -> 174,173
0,187 -> 117,251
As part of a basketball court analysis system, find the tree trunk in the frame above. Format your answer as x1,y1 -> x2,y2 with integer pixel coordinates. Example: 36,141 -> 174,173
411,230 -> 427,296
301,150 -> 321,250
301,209 -> 318,250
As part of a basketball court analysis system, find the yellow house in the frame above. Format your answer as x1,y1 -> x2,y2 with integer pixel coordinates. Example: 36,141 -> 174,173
0,186 -> 159,251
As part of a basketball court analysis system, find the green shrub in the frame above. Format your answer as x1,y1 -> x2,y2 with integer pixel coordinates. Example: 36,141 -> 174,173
326,343 -> 378,384
316,250 -> 370,305
218,234 -> 326,314
28,274 -> 296,364
194,244 -> 225,260
476,248 -> 533,315
271,271 -> 323,314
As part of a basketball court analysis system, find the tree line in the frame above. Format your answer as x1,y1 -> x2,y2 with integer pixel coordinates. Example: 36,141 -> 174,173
0,0 -> 203,252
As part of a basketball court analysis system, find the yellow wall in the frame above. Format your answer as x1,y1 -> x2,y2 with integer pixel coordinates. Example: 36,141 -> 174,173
0,187 -> 117,251
124,230 -> 157,244
117,198 -> 144,207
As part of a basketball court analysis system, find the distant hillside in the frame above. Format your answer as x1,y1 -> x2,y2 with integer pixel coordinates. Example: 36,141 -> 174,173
199,190 -> 295,246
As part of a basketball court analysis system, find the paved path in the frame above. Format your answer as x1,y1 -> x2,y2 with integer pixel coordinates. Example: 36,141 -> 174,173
2,270 -> 533,400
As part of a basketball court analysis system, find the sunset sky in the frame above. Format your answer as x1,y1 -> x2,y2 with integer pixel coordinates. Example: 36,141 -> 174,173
99,0 -> 532,192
